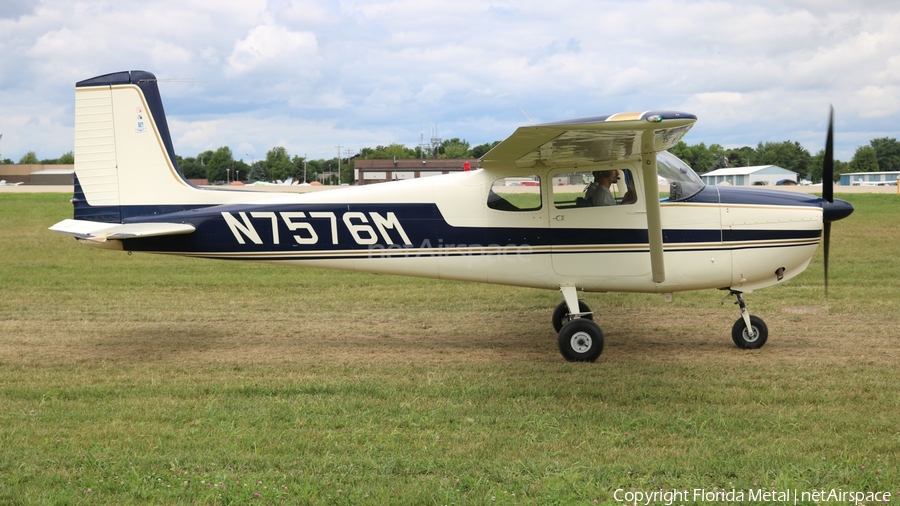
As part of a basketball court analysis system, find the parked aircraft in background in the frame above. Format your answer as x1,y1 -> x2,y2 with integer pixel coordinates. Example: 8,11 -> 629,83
50,71 -> 853,362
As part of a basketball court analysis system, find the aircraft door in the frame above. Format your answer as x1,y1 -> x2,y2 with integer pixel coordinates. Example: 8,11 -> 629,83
548,164 -> 651,285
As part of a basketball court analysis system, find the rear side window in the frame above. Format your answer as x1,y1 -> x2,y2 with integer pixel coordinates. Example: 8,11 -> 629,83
487,176 -> 542,211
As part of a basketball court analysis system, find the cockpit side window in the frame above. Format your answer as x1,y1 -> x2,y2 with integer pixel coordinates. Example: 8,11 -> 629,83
487,176 -> 542,211
552,169 -> 637,209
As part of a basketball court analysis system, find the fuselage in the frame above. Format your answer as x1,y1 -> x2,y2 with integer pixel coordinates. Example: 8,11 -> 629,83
113,166 -> 828,295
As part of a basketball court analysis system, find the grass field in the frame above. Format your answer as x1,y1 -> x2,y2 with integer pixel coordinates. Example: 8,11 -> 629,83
1,192 -> 898,505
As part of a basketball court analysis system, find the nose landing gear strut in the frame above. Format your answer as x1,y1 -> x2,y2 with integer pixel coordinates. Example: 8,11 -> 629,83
726,291 -> 768,349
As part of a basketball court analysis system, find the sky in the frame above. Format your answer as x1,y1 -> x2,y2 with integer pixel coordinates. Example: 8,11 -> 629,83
1,0 -> 898,164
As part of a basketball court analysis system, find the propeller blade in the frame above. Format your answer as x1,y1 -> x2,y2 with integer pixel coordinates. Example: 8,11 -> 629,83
823,106 -> 834,203
823,221 -> 831,301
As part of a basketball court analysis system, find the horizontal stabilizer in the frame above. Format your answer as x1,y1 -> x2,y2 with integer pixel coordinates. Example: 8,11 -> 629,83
50,219 -> 195,242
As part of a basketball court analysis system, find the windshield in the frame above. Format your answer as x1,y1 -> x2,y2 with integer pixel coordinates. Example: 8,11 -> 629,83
657,151 -> 704,200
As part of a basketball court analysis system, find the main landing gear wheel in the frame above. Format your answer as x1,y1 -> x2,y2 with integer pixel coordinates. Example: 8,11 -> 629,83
732,315 -> 768,349
551,300 -> 592,333
557,319 -> 604,362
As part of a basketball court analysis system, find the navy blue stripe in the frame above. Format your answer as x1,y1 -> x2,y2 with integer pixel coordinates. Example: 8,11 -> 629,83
723,229 -> 820,242
115,202 -> 821,257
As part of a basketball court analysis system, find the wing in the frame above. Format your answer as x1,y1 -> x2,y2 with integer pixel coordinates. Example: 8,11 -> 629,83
50,219 -> 195,243
480,111 -> 696,171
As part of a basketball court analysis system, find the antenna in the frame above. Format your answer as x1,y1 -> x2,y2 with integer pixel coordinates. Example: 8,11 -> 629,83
418,129 -> 429,157
138,78 -> 206,84
430,125 -> 441,159
517,104 -> 535,124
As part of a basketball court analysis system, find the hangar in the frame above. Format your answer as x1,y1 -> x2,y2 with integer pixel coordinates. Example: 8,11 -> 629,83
839,171 -> 900,186
354,159 -> 480,185
0,164 -> 74,185
700,165 -> 797,186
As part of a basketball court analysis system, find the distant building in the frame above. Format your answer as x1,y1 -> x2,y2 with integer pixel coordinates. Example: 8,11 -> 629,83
0,164 -> 74,185
700,165 -> 797,186
29,168 -> 75,185
354,159 -> 480,185
839,171 -> 900,186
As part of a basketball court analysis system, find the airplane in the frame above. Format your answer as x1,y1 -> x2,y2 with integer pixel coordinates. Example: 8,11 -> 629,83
0,180 -> 24,186
50,70 -> 854,362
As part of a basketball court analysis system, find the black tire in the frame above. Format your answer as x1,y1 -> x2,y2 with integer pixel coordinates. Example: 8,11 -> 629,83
732,315 -> 768,349
551,300 -> 592,333
557,319 -> 604,362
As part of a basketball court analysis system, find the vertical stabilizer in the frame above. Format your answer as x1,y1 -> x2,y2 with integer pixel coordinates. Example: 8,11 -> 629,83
73,70 -> 241,222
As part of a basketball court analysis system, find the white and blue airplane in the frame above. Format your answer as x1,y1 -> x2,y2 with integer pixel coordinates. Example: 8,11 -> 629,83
51,70 -> 853,362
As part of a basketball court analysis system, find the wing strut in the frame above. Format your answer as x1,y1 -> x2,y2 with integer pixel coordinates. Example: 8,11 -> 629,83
640,133 -> 666,283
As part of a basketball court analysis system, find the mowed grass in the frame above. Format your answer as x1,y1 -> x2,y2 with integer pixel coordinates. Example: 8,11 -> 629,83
1,192 -> 899,505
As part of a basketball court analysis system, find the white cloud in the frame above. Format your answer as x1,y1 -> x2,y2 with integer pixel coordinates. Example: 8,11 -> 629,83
226,24 -> 318,76
854,85 -> 900,118
414,83 -> 445,105
171,119 -> 222,153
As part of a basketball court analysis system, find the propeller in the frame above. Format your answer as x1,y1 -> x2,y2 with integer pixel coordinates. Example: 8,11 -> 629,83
823,107 -> 834,297
820,106 -> 854,299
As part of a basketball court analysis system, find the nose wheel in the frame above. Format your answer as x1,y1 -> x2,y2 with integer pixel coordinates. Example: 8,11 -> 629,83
727,291 -> 768,349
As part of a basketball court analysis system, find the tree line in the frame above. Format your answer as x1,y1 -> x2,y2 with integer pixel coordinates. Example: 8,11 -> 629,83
4,135 -> 899,184
2,150 -> 74,165
670,137 -> 900,183
171,138 -> 500,184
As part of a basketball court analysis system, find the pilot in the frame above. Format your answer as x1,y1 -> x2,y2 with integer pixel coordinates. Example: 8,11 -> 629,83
588,170 -> 636,206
